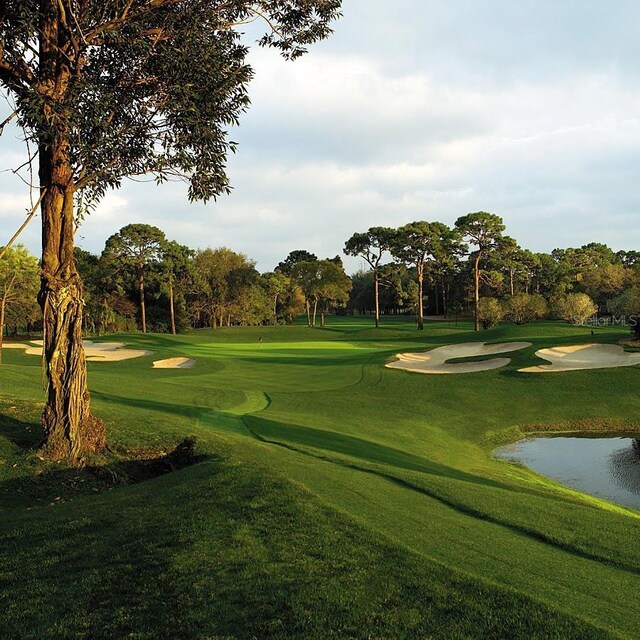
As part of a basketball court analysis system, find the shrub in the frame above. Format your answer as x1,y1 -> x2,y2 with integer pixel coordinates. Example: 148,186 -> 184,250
477,297 -> 504,329
551,293 -> 597,325
608,287 -> 640,338
504,293 -> 548,325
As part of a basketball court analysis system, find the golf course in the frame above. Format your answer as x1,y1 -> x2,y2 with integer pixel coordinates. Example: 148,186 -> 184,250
1,317 -> 639,639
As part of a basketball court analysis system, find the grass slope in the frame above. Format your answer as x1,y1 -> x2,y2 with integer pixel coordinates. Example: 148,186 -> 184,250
1,318 -> 639,639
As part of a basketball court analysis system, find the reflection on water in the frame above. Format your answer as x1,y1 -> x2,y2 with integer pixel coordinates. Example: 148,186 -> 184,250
496,437 -> 640,510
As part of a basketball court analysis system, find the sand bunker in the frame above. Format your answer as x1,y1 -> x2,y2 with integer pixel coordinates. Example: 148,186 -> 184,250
152,357 -> 195,369
3,340 -> 151,361
519,343 -> 640,373
387,341 -> 532,375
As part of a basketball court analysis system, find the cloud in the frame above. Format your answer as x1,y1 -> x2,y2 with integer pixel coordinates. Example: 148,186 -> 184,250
2,0 -> 640,273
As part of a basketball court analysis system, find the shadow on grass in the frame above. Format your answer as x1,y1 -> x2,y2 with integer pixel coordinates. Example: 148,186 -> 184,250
92,390 -> 204,422
242,414 -> 514,491
7,442 -> 203,510
0,403 -> 205,510
0,410 -> 42,450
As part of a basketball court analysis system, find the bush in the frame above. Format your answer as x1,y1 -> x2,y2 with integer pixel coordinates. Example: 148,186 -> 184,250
504,293 -> 548,325
608,287 -> 640,338
477,297 -> 504,329
551,293 -> 597,325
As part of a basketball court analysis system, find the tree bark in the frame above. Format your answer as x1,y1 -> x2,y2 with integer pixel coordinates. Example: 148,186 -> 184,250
312,299 -> 318,327
169,276 -> 176,335
306,299 -> 311,326
320,311 -> 325,327
474,253 -> 481,331
38,141 -> 105,461
509,266 -> 514,296
138,266 -> 147,333
374,269 -> 380,328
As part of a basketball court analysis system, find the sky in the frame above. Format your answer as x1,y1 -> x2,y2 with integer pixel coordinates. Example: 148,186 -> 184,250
1,0 -> 640,273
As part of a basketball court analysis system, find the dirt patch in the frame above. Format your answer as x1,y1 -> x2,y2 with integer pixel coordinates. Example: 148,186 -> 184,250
0,435 -> 203,510
152,357 -> 195,369
93,437 -> 202,485
386,341 -> 532,375
519,343 -> 640,373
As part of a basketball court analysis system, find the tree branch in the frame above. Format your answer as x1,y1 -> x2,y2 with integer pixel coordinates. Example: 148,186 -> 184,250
0,110 -> 17,135
0,190 -> 47,261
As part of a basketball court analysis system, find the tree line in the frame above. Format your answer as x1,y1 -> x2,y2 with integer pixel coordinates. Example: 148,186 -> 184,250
4,212 -> 640,353
80,226 -> 354,334
345,212 -> 640,334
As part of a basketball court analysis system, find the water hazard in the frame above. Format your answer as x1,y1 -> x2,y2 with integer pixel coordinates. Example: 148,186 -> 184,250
497,436 -> 640,510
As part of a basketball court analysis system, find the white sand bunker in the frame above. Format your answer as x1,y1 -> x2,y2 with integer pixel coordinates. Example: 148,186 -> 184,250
4,340 -> 151,361
387,341 -> 532,375
520,343 -> 640,373
152,357 -> 195,369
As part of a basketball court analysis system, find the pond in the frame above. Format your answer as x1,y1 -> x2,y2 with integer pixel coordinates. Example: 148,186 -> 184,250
496,436 -> 640,510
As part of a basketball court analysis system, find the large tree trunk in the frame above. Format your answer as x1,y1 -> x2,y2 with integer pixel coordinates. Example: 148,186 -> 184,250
138,267 -> 147,333
169,276 -> 176,335
306,299 -> 311,327
374,269 -> 380,328
509,266 -> 514,296
38,142 -> 105,461
312,299 -> 318,327
474,253 -> 481,331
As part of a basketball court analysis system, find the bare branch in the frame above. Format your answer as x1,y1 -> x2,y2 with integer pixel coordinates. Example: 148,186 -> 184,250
0,190 -> 47,261
0,110 -> 17,135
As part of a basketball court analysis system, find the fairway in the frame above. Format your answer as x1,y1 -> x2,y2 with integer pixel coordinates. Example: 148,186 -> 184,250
1,318 -> 639,639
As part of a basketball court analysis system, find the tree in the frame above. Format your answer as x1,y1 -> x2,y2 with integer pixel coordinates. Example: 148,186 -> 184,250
550,243 -> 636,309
552,293 -> 597,325
494,236 -> 522,296
276,250 -> 319,276
455,213 -> 505,331
428,224 -> 465,316
194,247 -> 261,327
0,245 -> 40,362
261,271 -> 291,325
161,241 -> 196,335
0,1 -> 340,460
344,227 -> 393,328
391,220 -> 446,331
74,247 -> 106,334
291,260 -> 322,327
102,224 -> 167,334
477,297 -> 504,330
314,259 -> 352,326
608,288 -> 640,338
290,258 -> 351,326
503,293 -> 548,325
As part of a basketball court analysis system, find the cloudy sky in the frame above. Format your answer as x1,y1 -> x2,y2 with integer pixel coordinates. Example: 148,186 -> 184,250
1,0 -> 640,272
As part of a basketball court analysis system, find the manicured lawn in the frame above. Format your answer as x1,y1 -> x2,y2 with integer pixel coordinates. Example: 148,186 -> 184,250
1,318 -> 638,638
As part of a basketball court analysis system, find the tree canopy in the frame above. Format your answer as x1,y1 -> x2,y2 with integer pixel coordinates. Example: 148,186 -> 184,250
0,0 -> 342,461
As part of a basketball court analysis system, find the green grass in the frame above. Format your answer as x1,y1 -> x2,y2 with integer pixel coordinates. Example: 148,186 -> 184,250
1,318 -> 639,639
